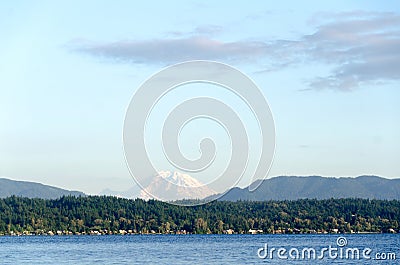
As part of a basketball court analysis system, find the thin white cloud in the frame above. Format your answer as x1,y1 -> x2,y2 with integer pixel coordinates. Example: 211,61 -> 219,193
167,24 -> 224,37
303,12 -> 400,90
72,12 -> 400,91
73,37 -> 269,64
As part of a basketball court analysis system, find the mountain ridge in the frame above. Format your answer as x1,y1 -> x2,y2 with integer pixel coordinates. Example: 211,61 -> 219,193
213,175 -> 400,201
2,175 -> 399,201
0,178 -> 85,199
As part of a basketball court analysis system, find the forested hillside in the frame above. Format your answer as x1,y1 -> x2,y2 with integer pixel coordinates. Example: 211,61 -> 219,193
0,196 -> 399,235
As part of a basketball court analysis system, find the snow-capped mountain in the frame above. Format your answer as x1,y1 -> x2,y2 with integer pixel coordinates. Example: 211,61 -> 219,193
139,171 -> 217,201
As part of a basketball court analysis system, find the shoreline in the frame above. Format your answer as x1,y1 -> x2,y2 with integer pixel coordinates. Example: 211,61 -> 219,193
0,231 -> 392,237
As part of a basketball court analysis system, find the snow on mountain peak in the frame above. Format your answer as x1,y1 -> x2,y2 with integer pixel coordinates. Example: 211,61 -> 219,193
139,171 -> 216,201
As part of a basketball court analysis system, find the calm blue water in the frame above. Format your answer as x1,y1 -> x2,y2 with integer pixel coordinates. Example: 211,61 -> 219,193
0,234 -> 398,264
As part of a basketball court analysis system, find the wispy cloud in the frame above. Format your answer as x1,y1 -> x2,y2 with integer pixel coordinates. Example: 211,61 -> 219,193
167,25 -> 224,37
72,12 -> 400,91
302,12 -> 400,90
73,36 -> 269,64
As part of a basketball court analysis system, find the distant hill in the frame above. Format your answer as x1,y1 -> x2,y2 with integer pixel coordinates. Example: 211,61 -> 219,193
0,178 -> 85,199
100,185 -> 141,199
214,175 -> 400,201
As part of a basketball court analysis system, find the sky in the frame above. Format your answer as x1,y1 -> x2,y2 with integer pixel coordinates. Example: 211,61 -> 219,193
0,1 -> 399,195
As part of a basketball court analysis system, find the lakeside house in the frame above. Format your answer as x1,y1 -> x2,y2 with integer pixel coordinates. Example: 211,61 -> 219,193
248,229 -> 263,234
223,229 -> 235,234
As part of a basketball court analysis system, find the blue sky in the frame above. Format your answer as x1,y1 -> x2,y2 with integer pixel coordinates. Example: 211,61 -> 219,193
0,1 -> 399,194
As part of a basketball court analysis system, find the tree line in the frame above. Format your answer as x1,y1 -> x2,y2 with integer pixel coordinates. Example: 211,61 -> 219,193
0,196 -> 399,235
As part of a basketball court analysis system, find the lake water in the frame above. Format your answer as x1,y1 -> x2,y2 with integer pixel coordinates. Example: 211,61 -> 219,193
0,234 -> 398,264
